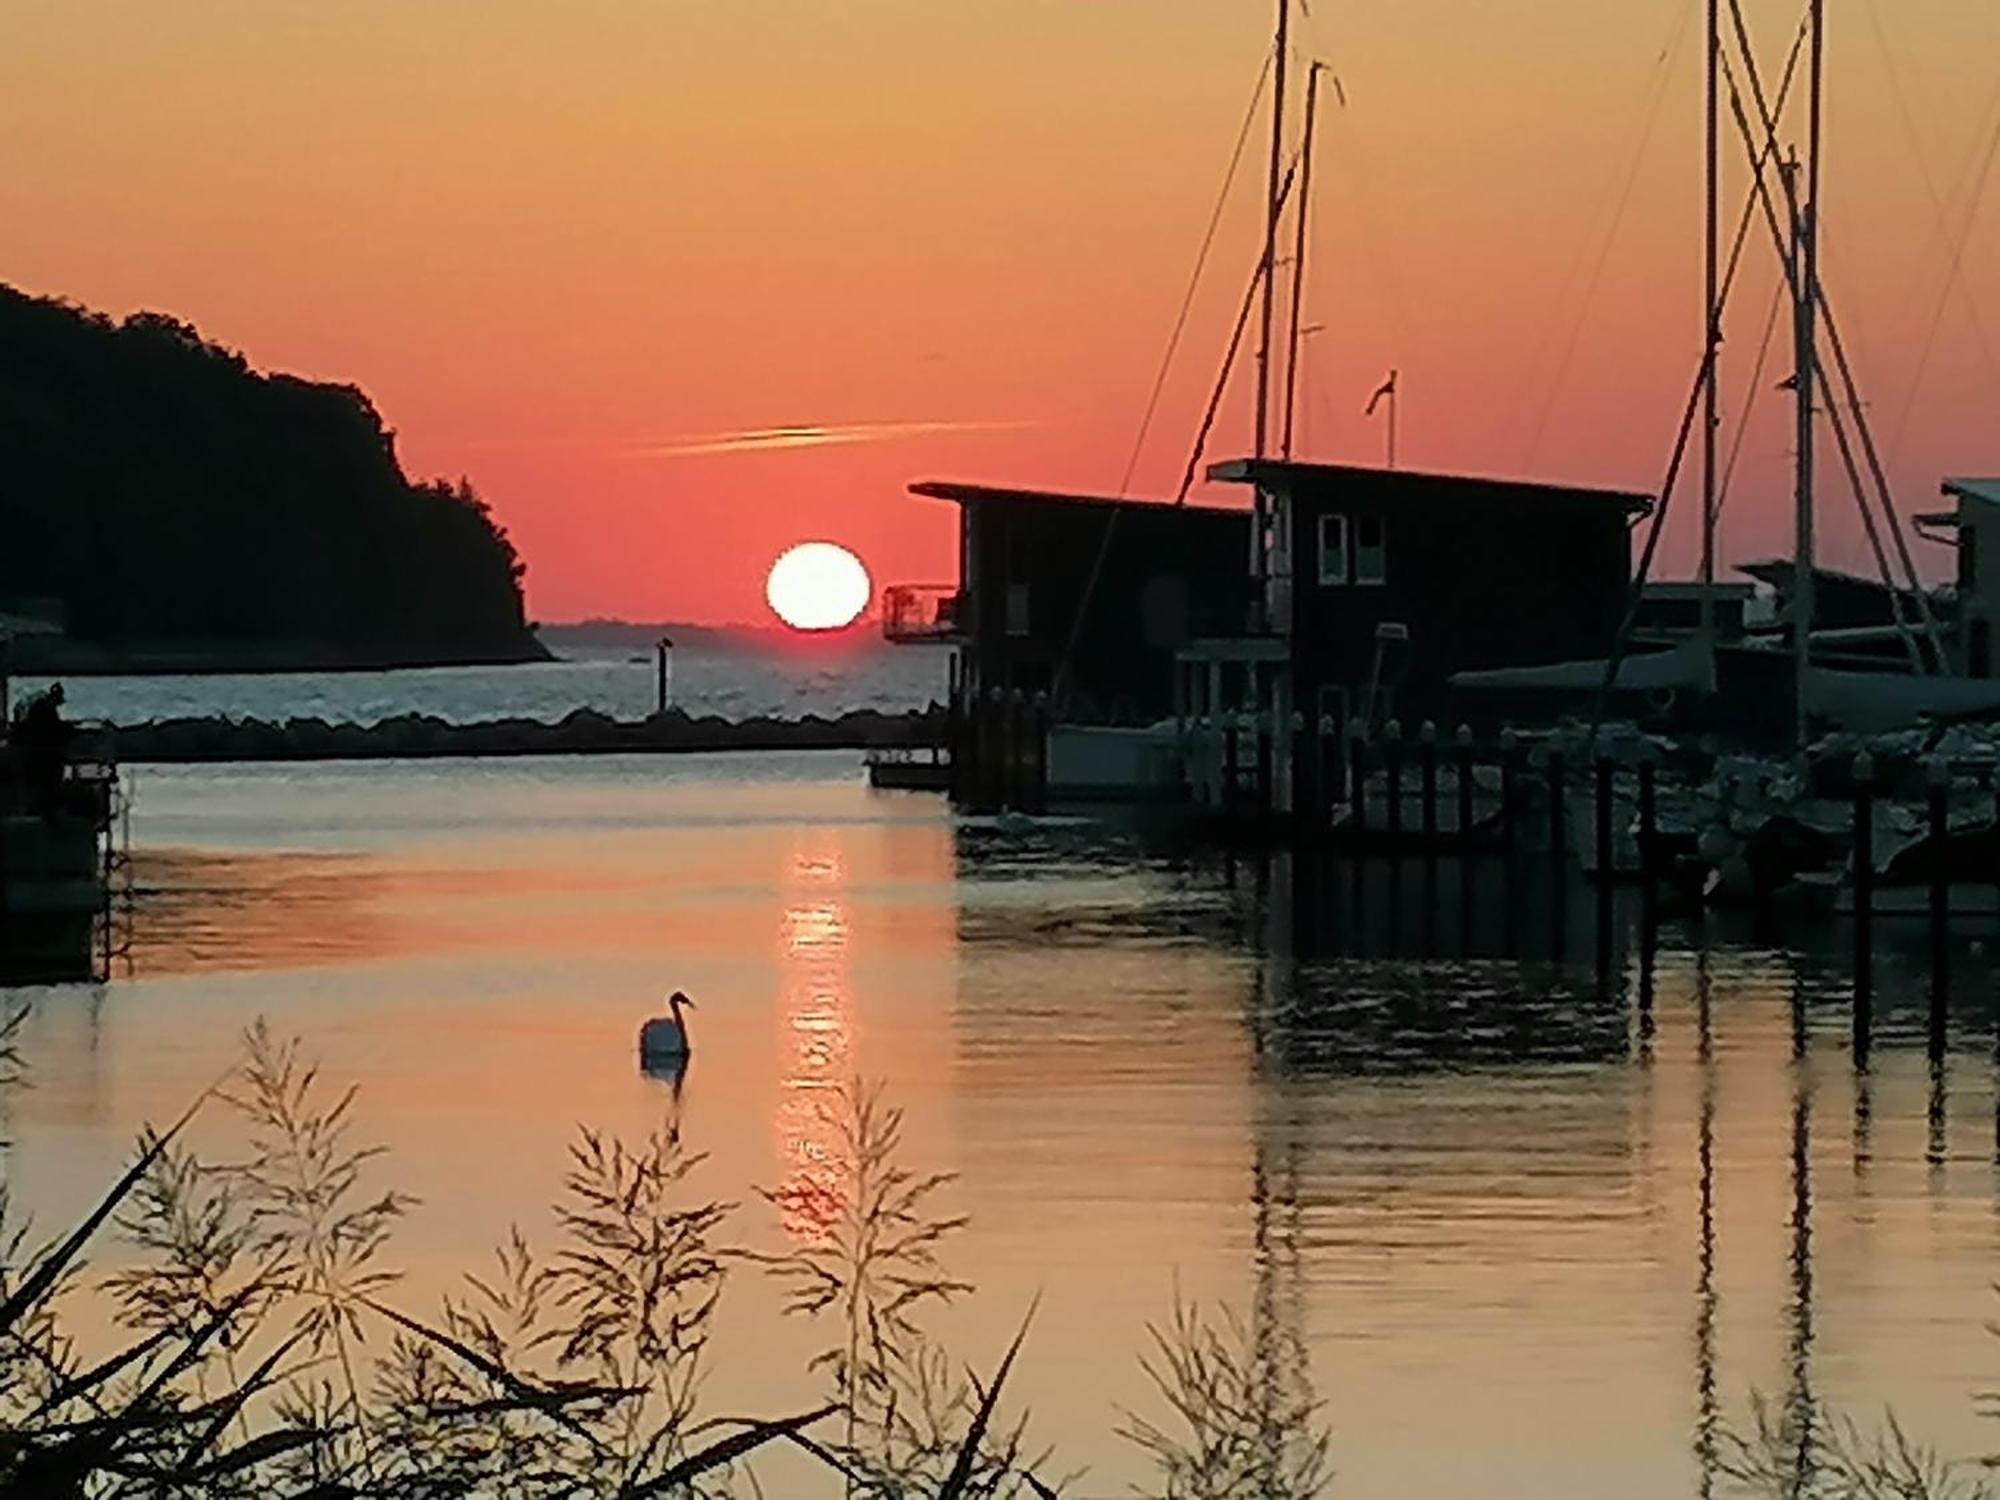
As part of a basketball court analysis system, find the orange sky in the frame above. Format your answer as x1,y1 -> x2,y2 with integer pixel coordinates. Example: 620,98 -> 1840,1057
3,1 -> 1996,623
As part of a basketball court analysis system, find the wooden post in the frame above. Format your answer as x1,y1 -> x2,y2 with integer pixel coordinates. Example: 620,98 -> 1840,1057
1455,724 -> 1476,844
982,687 -> 1005,812
1499,729 -> 1521,953
1594,753 -> 1614,979
1928,755 -> 1949,1058
1290,711 -> 1313,845
1547,746 -> 1567,959
947,681 -> 968,805
1594,755 -> 1614,883
1316,715 -> 1337,835
1547,748 -> 1566,872
1029,692 -> 1051,813
1638,752 -> 1659,926
1852,750 -> 1874,1061
1255,711 -> 1275,822
1419,721 -> 1439,847
1384,719 -> 1405,845
1348,725 -> 1368,842
654,636 -> 674,715
1223,717 -> 1241,821
1992,765 -> 2000,935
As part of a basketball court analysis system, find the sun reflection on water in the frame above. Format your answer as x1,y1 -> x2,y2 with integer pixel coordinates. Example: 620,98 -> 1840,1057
773,836 -> 856,1243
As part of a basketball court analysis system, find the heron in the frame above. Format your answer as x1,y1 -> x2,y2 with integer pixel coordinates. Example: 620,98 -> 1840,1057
639,991 -> 696,1064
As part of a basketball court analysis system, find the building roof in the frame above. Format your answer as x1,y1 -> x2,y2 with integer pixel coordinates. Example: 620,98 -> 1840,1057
1641,580 -> 1757,601
908,480 -> 1243,518
1736,559 -> 1926,594
1204,458 -> 1652,513
0,610 -> 61,638
1943,477 -> 2000,508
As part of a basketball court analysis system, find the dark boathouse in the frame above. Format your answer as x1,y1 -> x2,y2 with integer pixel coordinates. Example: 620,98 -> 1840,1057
882,481 -> 1252,723
1195,460 -> 1650,735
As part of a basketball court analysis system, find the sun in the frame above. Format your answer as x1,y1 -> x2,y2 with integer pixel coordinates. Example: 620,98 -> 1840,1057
766,542 -> 872,632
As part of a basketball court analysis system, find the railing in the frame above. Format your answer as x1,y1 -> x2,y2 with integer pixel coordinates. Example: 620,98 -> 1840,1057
881,585 -> 964,643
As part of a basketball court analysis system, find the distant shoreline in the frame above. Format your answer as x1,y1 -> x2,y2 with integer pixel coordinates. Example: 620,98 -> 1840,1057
8,639 -> 554,679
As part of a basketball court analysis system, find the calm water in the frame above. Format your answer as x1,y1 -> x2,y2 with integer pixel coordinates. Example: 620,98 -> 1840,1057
4,753 -> 1998,1496
12,639 -> 951,725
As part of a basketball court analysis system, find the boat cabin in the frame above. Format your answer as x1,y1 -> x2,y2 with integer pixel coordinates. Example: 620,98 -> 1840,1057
1192,460 -> 1649,735
882,482 -> 1253,723
1917,478 -> 2000,678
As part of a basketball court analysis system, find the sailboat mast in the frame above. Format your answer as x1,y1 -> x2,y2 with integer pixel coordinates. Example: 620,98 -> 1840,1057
1792,0 -> 1825,749
1251,0 -> 1287,593
1281,62 -> 1325,461
1699,0 -> 1720,646
1255,0 -> 1288,467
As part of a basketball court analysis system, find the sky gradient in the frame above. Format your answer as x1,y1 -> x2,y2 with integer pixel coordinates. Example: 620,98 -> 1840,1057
4,1 -> 1997,623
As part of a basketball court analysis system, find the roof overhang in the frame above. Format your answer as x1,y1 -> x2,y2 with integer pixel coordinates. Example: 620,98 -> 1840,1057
908,479 -> 1242,518
1204,458 -> 1652,515
1943,477 -> 2000,509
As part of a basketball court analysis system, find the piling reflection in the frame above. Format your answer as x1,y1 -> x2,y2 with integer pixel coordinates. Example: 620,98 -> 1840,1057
772,834 -> 856,1244
1179,839 -> 1999,1495
1693,951 -> 1719,1500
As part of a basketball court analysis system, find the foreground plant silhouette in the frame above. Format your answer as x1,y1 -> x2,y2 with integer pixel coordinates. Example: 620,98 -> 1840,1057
1,1021 -> 1330,1497
1719,1396 -> 1999,1500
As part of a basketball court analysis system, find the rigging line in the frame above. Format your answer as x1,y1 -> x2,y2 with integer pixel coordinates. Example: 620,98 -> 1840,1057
1518,0 -> 1694,467
1885,83 -> 2000,459
1713,270 -> 1787,524
1724,7 -> 1948,653
1120,54 -> 1274,496
1052,155 -> 1304,709
1722,47 -> 1931,670
1583,41 -> 1806,738
1179,157 -> 1303,505
1865,0 -> 2000,402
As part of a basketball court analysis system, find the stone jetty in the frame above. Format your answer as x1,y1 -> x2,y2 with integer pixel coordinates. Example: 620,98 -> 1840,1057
78,706 -> 942,764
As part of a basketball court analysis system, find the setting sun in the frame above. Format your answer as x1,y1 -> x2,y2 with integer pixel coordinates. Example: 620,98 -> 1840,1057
765,542 -> 871,632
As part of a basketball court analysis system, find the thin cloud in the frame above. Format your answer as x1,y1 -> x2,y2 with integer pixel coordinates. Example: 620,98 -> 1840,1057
625,419 -> 1033,459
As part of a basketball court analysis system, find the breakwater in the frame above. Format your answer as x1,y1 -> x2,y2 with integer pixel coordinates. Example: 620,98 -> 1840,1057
77,706 -> 941,764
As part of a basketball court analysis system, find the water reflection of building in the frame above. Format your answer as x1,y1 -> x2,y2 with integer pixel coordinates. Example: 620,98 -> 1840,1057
772,833 -> 857,1244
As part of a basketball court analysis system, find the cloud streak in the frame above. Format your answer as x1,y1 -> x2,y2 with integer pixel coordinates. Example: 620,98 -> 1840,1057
624,418 -> 1033,459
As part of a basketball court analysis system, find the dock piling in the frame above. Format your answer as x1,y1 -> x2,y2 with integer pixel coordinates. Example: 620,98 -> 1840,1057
1420,721 -> 1439,847
1852,751 -> 1875,1060
1348,725 -> 1368,842
1384,720 -> 1405,845
1455,724 -> 1475,845
1928,755 -> 1950,1057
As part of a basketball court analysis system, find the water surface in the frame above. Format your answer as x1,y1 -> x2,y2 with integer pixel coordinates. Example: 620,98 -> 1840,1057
4,752 -> 1996,1497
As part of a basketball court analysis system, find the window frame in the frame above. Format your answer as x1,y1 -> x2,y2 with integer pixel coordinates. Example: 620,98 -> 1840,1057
1317,513 -> 1350,586
1354,514 -> 1388,586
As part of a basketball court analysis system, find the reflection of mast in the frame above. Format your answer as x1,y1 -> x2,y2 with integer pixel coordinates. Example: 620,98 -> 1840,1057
1245,950 -> 1310,1478
1784,982 -> 1816,1494
1692,951 -> 1719,1500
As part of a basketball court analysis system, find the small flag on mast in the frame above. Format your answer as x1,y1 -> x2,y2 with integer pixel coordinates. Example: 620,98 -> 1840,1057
1364,369 -> 1397,415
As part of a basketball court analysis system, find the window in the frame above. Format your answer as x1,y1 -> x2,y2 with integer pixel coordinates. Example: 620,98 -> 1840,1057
1317,513 -> 1349,585
1354,515 -> 1387,585
1005,583 -> 1029,637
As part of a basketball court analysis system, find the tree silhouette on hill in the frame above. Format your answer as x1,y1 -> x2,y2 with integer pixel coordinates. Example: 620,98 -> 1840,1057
0,285 -> 543,666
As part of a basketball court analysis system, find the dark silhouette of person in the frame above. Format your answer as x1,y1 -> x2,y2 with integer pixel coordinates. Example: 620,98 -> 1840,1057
16,683 -> 73,809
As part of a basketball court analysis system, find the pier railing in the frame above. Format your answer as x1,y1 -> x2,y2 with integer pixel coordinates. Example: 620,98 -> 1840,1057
881,585 -> 964,644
